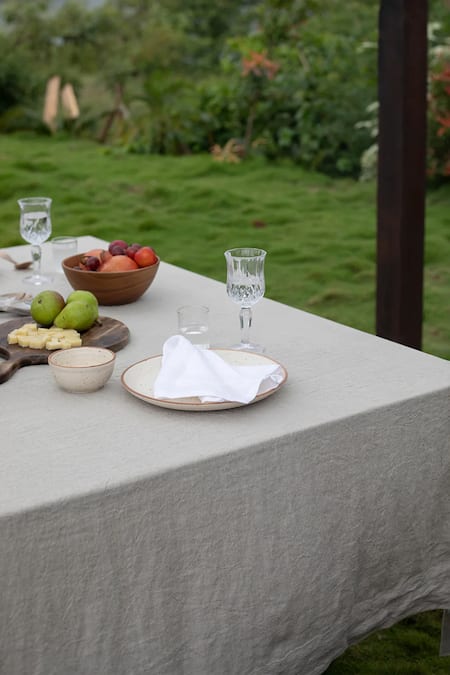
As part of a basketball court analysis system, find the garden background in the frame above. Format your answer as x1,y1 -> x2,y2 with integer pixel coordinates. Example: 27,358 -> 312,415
1,1 -> 449,672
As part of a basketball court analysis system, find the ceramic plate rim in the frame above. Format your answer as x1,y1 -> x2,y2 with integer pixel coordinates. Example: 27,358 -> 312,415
120,348 -> 288,411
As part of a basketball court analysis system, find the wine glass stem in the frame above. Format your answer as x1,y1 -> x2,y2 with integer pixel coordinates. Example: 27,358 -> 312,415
31,245 -> 41,274
239,306 -> 252,345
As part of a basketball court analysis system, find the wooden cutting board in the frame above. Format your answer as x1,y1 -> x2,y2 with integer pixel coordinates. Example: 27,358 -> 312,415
0,316 -> 130,384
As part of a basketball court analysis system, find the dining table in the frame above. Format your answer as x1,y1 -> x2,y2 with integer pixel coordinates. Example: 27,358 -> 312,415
1,235 -> 449,675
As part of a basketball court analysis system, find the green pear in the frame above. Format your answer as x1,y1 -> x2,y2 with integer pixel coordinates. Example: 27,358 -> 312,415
66,290 -> 98,309
30,290 -> 66,327
54,300 -> 98,331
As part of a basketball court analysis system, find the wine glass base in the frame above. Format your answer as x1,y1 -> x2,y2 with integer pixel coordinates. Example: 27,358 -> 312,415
229,342 -> 265,354
22,273 -> 54,287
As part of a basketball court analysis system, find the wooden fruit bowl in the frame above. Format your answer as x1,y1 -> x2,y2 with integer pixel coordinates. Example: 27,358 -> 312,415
62,254 -> 160,305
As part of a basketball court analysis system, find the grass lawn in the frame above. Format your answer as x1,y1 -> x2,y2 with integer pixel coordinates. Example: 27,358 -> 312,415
1,133 -> 449,360
0,133 -> 449,672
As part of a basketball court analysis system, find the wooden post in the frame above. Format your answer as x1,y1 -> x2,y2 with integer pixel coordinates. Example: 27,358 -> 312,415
376,0 -> 428,349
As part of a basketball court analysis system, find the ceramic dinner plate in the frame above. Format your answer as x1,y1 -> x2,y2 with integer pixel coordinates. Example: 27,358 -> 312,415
121,349 -> 288,411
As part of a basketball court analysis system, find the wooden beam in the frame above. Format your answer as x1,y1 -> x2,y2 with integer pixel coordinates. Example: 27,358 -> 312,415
376,0 -> 428,349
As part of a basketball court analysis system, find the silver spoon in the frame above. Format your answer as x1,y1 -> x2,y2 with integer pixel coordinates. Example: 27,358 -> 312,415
0,251 -> 33,270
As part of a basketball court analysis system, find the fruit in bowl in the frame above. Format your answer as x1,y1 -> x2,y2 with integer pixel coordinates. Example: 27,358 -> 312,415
62,239 -> 160,305
74,240 -> 158,273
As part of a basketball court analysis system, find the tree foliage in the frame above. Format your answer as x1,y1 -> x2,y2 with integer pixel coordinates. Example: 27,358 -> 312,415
0,0 -> 447,180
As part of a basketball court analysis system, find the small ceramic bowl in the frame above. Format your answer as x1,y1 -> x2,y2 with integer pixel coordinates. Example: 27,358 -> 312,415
48,347 -> 116,393
62,254 -> 160,305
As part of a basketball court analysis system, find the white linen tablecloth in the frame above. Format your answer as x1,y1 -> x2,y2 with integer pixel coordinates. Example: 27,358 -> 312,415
1,237 -> 449,675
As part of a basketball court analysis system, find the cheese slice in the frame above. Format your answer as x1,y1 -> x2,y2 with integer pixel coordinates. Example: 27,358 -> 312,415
7,324 -> 83,350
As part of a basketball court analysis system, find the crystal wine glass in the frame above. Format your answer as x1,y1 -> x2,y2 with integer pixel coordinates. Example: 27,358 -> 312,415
224,247 -> 267,352
18,197 -> 53,286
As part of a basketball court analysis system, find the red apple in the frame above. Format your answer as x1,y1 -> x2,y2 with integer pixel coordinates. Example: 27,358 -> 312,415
134,246 -> 158,268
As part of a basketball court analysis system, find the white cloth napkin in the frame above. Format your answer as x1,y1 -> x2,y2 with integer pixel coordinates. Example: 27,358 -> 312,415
153,335 -> 284,404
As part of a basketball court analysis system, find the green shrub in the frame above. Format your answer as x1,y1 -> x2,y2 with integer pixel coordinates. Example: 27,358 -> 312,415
356,19 -> 450,185
194,31 -> 376,176
428,59 -> 450,182
427,21 -> 450,183
0,43 -> 35,116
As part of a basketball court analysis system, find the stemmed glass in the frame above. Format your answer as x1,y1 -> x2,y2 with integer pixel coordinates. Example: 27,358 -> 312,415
224,247 -> 267,352
18,197 -> 53,286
